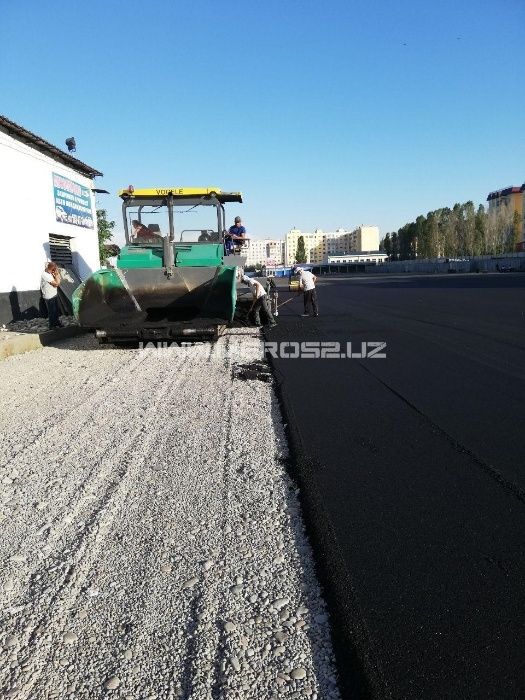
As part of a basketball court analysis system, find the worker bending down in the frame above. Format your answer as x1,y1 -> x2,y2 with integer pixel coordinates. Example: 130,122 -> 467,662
242,275 -> 277,329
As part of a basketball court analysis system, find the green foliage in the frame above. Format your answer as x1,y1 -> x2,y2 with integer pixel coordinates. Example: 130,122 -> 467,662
97,209 -> 116,263
103,243 -> 120,258
295,235 -> 307,264
387,200 -> 518,260
512,211 -> 522,251
390,232 -> 399,260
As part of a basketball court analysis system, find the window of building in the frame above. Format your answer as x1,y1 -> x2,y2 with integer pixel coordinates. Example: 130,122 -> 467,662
49,234 -> 73,266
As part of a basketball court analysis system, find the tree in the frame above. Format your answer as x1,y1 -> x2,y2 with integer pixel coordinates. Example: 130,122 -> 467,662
486,202 -> 513,254
474,204 -> 486,255
97,209 -> 115,264
425,211 -> 440,258
385,198 -> 518,261
397,222 -> 417,260
390,232 -> 399,260
414,215 -> 427,258
440,207 -> 457,257
295,235 -> 307,264
512,210 -> 522,251
463,201 -> 476,257
382,232 -> 392,257
103,243 -> 121,258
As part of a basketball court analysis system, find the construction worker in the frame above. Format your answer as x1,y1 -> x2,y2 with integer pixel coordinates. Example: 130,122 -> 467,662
130,220 -> 162,242
242,274 -> 277,328
295,267 -> 319,317
225,216 -> 246,255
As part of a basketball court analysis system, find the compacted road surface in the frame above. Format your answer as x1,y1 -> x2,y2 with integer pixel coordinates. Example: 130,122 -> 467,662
0,330 -> 340,700
268,273 -> 525,700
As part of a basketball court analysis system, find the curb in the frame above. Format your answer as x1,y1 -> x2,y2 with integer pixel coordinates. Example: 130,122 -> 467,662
0,326 -> 87,362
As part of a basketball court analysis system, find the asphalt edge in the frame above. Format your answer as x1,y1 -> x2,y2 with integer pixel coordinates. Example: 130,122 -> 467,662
266,350 -> 390,700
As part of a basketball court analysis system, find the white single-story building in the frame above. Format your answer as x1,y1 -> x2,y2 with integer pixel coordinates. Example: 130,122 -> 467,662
0,115 -> 103,324
328,252 -> 388,264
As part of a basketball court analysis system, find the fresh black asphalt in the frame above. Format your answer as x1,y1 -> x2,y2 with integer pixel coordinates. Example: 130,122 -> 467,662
266,273 -> 525,700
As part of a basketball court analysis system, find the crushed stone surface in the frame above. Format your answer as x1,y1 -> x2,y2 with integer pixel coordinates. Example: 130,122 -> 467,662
3,316 -> 77,335
0,330 -> 340,699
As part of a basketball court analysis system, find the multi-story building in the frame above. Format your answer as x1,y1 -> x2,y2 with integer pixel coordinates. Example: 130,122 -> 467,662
487,184 -> 525,246
350,226 -> 380,252
245,238 -> 285,267
285,228 -> 323,265
285,225 -> 380,265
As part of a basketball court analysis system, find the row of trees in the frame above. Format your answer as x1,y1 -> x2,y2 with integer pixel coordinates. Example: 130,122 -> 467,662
381,201 -> 522,261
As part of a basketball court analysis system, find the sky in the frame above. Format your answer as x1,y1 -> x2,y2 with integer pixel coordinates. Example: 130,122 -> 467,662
1,0 -> 524,243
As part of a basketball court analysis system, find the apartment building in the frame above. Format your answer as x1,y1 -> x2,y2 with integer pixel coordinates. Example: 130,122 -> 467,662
245,238 -> 285,267
487,184 -> 525,245
350,225 -> 380,252
285,225 -> 380,265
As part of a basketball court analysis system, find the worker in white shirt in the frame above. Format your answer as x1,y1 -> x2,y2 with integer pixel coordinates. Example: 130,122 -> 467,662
242,275 -> 277,328
295,267 -> 319,317
40,262 -> 63,329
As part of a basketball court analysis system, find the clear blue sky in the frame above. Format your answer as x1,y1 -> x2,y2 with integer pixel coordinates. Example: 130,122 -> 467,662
1,0 -> 523,243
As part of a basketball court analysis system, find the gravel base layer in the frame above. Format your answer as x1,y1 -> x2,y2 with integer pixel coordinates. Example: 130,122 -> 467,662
2,316 -> 77,335
0,330 -> 340,700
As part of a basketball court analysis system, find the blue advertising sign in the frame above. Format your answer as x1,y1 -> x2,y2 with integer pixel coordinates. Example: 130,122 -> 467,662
52,172 -> 94,229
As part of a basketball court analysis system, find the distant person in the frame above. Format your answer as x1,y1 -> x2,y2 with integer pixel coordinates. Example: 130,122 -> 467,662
225,216 -> 246,255
295,267 -> 319,317
131,220 -> 153,241
40,262 -> 63,329
242,274 -> 276,328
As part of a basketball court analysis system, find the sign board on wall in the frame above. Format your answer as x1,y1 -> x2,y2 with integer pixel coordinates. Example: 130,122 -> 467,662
52,172 -> 94,229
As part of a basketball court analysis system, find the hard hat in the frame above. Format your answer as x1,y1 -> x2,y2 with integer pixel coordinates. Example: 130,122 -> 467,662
235,216 -> 241,223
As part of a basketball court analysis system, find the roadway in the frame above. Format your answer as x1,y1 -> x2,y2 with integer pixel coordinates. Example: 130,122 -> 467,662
267,273 -> 525,700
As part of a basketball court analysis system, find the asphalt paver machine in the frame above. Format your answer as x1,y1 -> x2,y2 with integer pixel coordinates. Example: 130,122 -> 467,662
73,187 -> 247,342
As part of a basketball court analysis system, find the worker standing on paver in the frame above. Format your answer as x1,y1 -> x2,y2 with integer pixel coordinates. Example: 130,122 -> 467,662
225,216 -> 246,255
242,274 -> 277,328
295,267 -> 319,317
40,262 -> 63,329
